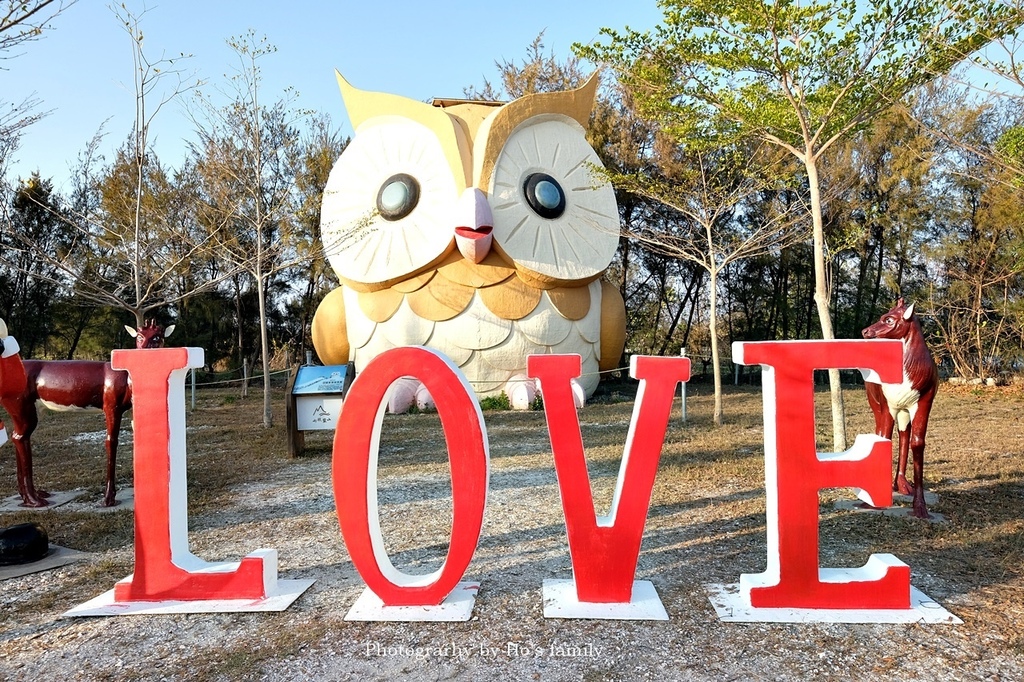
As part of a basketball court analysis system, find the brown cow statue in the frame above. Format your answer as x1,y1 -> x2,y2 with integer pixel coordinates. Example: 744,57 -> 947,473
861,298 -> 938,519
0,318 -> 171,507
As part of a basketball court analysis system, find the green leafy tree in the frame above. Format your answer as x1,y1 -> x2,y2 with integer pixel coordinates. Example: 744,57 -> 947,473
826,106 -> 936,335
581,0 -> 1021,450
464,30 -> 586,100
0,173 -> 73,355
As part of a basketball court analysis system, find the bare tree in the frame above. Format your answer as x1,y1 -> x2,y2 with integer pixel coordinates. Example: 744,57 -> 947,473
0,1 -> 77,174
0,0 -> 76,55
612,142 -> 806,424
191,31 -> 310,428
0,4 -> 232,333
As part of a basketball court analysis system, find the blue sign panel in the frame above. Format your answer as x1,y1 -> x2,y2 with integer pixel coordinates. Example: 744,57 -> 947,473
292,364 -> 353,396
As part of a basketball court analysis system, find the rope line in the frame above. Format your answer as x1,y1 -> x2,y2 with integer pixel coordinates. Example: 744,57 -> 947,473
188,366 -> 633,389
190,368 -> 291,388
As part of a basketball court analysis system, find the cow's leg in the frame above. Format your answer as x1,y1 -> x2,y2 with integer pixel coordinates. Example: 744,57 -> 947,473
9,405 -> 48,507
101,406 -> 124,507
860,384 -> 897,509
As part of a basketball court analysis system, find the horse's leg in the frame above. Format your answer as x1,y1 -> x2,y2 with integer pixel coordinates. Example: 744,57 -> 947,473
908,391 -> 936,519
865,383 -> 899,491
101,406 -> 123,507
894,423 -> 914,495
10,404 -> 48,507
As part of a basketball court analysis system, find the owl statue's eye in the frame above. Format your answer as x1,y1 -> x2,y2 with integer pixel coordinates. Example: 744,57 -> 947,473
377,173 -> 420,221
320,118 -> 458,286
523,173 -> 565,219
489,115 -> 619,282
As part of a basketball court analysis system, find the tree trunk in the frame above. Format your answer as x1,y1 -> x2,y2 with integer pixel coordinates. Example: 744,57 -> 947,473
806,156 -> 847,452
869,226 -> 884,319
258,273 -> 273,429
234,276 -> 245,368
709,265 -> 723,427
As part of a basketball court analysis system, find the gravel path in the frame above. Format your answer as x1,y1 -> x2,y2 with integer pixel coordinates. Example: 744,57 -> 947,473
1,413 -> 1022,681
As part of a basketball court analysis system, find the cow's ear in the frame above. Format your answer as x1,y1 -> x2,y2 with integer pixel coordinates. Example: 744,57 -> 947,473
903,302 -> 915,320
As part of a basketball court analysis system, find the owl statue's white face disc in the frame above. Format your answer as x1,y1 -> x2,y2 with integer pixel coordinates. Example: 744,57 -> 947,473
488,115 -> 619,281
320,116 -> 458,285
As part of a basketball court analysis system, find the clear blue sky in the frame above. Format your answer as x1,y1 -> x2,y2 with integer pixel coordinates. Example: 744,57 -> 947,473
1,0 -> 663,192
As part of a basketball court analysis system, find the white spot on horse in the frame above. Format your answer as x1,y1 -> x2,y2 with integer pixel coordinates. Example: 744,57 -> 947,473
37,399 -> 101,413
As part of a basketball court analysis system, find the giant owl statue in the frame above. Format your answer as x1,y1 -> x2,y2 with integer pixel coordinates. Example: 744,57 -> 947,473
311,72 -> 626,407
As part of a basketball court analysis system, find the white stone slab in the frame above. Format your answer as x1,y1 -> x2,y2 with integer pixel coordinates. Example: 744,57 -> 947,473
0,490 -> 82,512
705,583 -> 962,624
0,545 -> 89,580
61,579 -> 315,617
833,499 -> 947,523
63,488 -> 135,513
345,582 -> 480,622
893,490 -> 939,505
543,579 -> 669,621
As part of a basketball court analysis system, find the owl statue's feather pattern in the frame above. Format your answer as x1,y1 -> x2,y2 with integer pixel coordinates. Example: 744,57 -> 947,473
312,73 -> 626,401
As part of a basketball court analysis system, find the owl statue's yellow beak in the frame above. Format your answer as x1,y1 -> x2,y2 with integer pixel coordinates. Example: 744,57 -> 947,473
454,187 -> 493,264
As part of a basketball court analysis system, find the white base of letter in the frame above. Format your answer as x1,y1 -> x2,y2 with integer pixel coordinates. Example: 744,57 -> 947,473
542,579 -> 669,620
705,583 -> 962,624
344,582 -> 480,622
63,578 -> 315,617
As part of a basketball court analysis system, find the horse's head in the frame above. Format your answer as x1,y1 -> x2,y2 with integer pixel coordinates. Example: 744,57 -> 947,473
862,298 -> 917,341
125,320 -> 175,348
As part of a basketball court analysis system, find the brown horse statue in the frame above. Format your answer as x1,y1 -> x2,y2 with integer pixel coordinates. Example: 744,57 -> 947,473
0,318 -> 171,507
861,299 -> 938,519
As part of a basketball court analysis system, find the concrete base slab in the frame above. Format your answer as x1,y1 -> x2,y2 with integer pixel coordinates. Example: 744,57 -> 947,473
0,490 -> 82,512
893,490 -> 939,505
345,582 -> 479,622
63,488 -> 135,513
705,583 -> 962,624
62,579 -> 315,617
833,499 -> 947,523
0,545 -> 89,580
542,579 -> 669,621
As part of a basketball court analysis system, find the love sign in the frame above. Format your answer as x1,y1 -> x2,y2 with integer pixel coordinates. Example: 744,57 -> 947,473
74,339 -> 939,622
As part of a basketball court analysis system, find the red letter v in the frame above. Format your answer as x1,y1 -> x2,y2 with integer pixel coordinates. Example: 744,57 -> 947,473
528,354 -> 690,604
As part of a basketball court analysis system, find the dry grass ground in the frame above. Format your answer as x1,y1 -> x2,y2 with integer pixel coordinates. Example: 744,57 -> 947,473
0,377 -> 1022,680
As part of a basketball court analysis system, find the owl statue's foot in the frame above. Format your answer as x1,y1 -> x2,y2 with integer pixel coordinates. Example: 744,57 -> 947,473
509,374 -> 586,411
506,374 -> 538,410
386,377 -> 434,414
